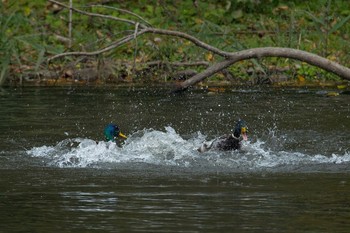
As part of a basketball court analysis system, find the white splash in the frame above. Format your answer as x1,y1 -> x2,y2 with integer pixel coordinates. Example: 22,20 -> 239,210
27,127 -> 202,168
26,126 -> 350,171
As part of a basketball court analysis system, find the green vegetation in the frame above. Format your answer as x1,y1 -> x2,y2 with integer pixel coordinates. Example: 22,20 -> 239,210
1,0 -> 350,86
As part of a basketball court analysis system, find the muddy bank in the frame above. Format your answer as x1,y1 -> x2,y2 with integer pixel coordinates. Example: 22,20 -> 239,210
4,64 -> 350,92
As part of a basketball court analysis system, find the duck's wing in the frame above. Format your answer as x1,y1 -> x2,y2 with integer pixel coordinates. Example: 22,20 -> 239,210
212,134 -> 240,151
198,136 -> 222,153
198,134 -> 241,152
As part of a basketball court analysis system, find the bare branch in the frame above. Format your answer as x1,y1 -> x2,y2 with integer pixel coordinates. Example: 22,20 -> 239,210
144,28 -> 231,58
68,0 -> 72,48
48,29 -> 148,61
90,5 -> 152,27
132,23 -> 140,75
175,47 -> 350,91
48,0 -> 145,28
48,26 -> 229,61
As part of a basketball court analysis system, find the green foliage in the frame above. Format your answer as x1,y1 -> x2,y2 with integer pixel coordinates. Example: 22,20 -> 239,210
297,64 -> 318,79
0,0 -> 48,85
301,0 -> 350,56
0,3 -> 22,85
0,0 -> 349,86
296,63 -> 341,81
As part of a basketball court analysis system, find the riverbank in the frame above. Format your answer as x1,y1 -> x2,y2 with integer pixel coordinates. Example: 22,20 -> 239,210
4,69 -> 349,92
1,1 -> 350,87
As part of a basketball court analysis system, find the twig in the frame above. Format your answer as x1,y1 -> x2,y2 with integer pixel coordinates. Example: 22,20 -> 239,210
68,0 -> 73,48
132,22 -> 139,76
90,5 -> 152,27
142,28 -> 231,58
48,29 -> 148,61
48,0 -> 145,28
49,25 -> 229,61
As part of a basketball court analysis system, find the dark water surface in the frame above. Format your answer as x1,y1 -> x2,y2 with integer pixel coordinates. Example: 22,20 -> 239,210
1,86 -> 350,232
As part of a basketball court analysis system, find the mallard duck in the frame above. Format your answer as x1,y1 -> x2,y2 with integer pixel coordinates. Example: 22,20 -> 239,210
198,119 -> 248,152
104,123 -> 127,142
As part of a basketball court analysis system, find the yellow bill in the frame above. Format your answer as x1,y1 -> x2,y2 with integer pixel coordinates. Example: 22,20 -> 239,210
118,132 -> 127,139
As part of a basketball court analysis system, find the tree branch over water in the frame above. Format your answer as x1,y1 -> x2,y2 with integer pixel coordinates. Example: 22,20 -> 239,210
48,0 -> 350,91
175,47 -> 350,91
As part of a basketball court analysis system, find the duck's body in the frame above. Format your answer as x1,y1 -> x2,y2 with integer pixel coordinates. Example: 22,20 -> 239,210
198,119 -> 248,152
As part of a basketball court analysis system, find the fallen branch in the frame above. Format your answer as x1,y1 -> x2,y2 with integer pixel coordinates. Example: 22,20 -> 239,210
176,47 -> 350,91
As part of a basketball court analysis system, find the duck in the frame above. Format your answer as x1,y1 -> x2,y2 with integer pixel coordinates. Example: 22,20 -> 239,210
104,123 -> 127,142
198,119 -> 248,152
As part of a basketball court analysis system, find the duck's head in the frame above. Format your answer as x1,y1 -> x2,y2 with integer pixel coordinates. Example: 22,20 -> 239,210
104,123 -> 127,142
233,119 -> 248,141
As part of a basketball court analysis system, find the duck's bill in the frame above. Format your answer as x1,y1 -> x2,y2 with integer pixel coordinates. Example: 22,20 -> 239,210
118,132 -> 127,139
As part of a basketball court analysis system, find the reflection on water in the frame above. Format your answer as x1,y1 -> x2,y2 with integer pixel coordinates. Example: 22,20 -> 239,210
62,191 -> 118,213
0,87 -> 350,232
2,169 -> 350,232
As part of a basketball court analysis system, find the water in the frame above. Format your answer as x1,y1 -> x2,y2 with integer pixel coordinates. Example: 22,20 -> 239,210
1,86 -> 350,232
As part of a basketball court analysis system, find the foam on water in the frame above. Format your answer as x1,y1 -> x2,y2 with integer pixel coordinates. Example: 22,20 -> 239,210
26,126 -> 350,171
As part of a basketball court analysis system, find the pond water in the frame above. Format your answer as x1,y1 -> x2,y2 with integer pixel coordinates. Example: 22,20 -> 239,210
0,86 -> 349,232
